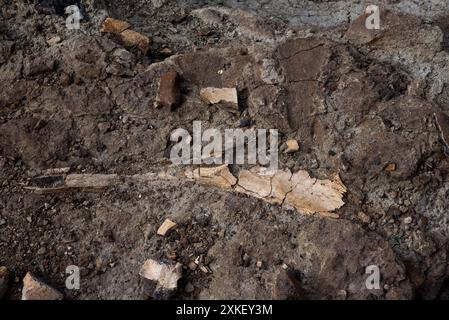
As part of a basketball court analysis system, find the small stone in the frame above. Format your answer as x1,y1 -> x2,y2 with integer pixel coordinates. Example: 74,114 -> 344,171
0,219 -> 5,226
154,71 -> 181,110
385,163 -> 396,172
256,261 -> 263,269
357,212 -> 371,224
21,272 -> 63,300
119,29 -> 151,55
404,217 -> 413,224
26,216 -> 32,223
284,139 -> 300,154
0,266 -> 10,299
100,17 -> 131,34
46,36 -> 61,45
157,219 -> 177,236
200,87 -> 238,107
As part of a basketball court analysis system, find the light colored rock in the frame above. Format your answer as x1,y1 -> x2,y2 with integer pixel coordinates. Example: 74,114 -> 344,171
157,219 -> 177,236
404,217 -> 413,224
200,87 -> 238,106
284,139 -> 300,154
385,163 -> 396,172
139,259 -> 182,290
119,29 -> 151,55
21,272 -> 63,300
100,17 -> 131,34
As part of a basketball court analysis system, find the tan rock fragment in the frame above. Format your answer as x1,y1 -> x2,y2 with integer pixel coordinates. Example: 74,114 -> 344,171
190,165 -> 237,190
157,219 -> 177,236
119,29 -> 150,55
22,272 -> 63,300
200,87 -> 238,106
284,139 -> 300,154
100,17 -> 131,34
385,163 -> 396,172
139,259 -> 182,291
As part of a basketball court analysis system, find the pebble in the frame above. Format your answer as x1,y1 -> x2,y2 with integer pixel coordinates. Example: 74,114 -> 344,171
157,219 -> 177,237
284,139 -> 300,154
404,217 -> 413,224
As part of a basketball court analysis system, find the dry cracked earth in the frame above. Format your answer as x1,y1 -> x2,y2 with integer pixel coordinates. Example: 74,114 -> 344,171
1,0 -> 449,300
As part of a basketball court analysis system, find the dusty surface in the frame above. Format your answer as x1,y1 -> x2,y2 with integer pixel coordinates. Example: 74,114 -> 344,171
1,0 -> 449,300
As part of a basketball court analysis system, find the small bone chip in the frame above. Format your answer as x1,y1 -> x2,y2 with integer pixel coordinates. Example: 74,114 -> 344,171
157,219 -> 177,236
139,259 -> 182,293
284,139 -> 300,154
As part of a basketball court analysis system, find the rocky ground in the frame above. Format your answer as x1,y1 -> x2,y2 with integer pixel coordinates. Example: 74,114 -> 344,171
1,0 -> 449,300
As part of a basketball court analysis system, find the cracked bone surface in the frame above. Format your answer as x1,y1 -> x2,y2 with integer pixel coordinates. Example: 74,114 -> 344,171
188,165 -> 347,216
